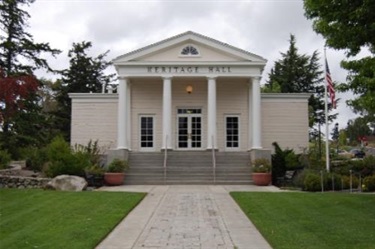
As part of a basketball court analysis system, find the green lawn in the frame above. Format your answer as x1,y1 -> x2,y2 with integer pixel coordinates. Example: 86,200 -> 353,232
0,189 -> 145,249
231,192 -> 375,249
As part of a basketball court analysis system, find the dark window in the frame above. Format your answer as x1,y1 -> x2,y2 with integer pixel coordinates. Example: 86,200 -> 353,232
226,116 -> 239,148
181,45 -> 199,55
140,116 -> 153,148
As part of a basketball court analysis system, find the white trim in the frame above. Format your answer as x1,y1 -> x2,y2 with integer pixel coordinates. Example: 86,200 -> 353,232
261,93 -> 311,101
224,115 -> 241,151
139,115 -> 155,151
113,31 -> 267,63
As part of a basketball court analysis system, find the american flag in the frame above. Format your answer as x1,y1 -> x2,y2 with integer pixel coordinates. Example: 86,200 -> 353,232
325,58 -> 336,109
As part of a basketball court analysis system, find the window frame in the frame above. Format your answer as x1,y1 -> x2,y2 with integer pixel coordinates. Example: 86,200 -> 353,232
139,115 -> 155,151
225,115 -> 240,150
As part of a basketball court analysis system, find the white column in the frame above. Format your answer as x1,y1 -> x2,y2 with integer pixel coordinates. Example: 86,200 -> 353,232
248,82 -> 252,150
117,77 -> 128,149
207,77 -> 217,149
126,82 -> 131,150
162,77 -> 172,150
251,76 -> 262,149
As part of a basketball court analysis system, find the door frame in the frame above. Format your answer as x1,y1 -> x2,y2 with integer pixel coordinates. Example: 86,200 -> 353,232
176,108 -> 203,150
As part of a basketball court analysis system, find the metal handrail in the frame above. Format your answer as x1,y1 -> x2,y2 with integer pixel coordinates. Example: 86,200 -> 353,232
212,135 -> 216,184
163,135 -> 168,184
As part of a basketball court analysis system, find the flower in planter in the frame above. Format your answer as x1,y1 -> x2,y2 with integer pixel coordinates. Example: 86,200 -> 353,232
106,159 -> 128,173
252,158 -> 272,173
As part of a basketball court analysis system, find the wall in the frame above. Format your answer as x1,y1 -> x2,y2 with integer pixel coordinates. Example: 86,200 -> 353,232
70,94 -> 118,151
0,175 -> 51,189
261,93 -> 310,153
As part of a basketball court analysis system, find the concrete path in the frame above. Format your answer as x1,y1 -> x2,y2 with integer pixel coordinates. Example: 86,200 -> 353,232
96,185 -> 282,249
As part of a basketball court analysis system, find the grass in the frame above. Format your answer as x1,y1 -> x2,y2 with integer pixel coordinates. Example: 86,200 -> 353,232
0,189 -> 146,249
231,192 -> 375,249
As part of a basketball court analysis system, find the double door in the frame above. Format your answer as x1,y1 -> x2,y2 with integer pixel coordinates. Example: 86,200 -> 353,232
177,114 -> 202,149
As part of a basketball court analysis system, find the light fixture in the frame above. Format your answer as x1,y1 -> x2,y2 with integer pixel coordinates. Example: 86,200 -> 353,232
186,85 -> 193,94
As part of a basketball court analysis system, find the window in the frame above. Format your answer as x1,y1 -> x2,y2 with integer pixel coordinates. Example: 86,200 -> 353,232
140,116 -> 154,148
181,45 -> 199,56
177,108 -> 202,114
226,116 -> 239,148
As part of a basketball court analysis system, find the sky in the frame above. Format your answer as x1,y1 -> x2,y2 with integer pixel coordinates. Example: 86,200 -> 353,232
26,0 -> 360,131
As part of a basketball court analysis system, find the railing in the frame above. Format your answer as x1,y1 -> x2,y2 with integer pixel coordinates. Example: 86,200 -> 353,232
163,135 -> 168,185
212,136 -> 216,184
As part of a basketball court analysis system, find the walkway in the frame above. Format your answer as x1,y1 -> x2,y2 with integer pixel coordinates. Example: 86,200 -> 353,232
96,185 -> 282,249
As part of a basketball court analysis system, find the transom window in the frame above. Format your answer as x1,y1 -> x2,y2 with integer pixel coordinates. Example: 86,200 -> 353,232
177,108 -> 202,114
181,45 -> 199,56
226,116 -> 239,148
140,116 -> 154,148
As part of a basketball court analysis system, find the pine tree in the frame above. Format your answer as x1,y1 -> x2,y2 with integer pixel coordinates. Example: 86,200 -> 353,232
0,0 -> 60,74
263,35 -> 337,133
55,41 -> 116,141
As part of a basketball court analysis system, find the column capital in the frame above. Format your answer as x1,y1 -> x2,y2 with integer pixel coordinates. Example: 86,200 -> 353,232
162,76 -> 173,80
207,76 -> 218,80
250,76 -> 262,83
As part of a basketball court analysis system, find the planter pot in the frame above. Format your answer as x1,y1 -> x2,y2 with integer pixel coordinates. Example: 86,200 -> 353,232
252,172 -> 272,186
104,172 -> 125,186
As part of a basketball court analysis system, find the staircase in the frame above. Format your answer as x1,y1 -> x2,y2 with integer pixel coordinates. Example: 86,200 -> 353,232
125,151 -> 252,185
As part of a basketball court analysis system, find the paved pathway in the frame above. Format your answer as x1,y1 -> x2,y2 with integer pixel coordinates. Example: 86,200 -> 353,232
96,185 -> 282,249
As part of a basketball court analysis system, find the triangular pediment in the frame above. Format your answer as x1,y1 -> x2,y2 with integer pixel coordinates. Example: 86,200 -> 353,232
113,31 -> 267,64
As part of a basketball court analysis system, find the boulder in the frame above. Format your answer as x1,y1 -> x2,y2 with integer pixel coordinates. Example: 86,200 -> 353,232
47,175 -> 87,191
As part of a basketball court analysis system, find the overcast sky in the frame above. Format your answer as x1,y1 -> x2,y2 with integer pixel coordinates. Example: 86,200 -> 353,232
27,0 -> 359,130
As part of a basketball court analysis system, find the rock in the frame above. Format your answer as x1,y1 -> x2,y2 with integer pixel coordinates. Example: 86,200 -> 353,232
47,175 -> 87,191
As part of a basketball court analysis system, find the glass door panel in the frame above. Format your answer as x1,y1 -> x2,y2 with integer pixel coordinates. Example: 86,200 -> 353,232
178,117 -> 188,148
191,116 -> 201,148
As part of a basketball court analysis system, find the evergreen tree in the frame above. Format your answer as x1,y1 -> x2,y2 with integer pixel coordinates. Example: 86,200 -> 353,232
263,35 -> 337,133
55,41 -> 115,141
0,0 -> 60,74
0,0 -> 60,157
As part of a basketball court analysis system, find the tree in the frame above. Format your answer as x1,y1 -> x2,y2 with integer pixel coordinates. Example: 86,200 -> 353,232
304,0 -> 375,120
0,0 -> 60,157
0,0 -> 60,74
346,117 -> 372,145
263,34 -> 337,132
55,41 -> 115,140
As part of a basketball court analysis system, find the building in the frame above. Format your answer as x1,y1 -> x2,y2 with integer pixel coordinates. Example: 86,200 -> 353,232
69,31 -> 309,183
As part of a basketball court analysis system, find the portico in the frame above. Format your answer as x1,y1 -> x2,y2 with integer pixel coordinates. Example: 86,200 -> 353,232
116,74 -> 263,152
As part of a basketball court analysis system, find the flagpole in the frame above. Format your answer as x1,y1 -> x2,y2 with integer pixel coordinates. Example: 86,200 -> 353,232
324,47 -> 330,172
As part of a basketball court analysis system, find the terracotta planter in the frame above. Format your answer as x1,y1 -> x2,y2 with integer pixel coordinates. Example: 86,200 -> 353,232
104,172 -> 125,186
252,172 -> 272,186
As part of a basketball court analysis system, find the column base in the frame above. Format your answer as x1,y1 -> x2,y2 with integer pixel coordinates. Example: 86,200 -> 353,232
107,149 -> 130,165
249,148 -> 271,162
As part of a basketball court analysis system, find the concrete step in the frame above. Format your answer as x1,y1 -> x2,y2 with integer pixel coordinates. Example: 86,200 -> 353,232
126,151 -> 252,185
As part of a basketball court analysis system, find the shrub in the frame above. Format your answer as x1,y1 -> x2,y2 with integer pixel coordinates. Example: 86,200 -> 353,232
303,171 -> 322,192
44,136 -> 91,177
341,175 -> 359,189
20,147 -> 48,172
107,159 -> 128,173
363,175 -> 375,192
285,152 -> 300,169
0,150 -> 11,169
73,140 -> 102,166
325,173 -> 342,191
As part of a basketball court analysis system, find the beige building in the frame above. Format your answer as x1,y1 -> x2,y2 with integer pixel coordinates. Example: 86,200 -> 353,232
70,31 -> 309,163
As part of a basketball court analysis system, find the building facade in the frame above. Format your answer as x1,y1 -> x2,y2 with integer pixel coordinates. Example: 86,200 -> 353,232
70,31 -> 310,160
